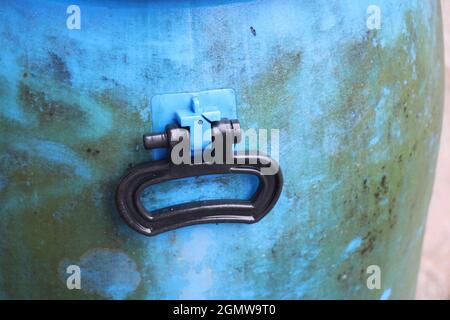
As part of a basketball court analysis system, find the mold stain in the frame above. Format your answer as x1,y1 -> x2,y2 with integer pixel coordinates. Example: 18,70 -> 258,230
47,51 -> 72,84
327,10 -> 444,298
240,49 -> 302,130
234,8 -> 443,299
0,53 -> 152,298
19,82 -> 84,123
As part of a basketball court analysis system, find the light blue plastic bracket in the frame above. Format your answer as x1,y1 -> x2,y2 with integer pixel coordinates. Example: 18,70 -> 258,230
151,89 -> 238,160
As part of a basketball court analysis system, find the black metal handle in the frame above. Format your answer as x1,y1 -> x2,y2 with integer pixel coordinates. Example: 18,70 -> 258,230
115,154 -> 283,236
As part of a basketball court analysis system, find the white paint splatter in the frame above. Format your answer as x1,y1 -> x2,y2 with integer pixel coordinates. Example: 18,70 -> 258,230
60,249 -> 141,299
380,288 -> 392,300
342,237 -> 363,258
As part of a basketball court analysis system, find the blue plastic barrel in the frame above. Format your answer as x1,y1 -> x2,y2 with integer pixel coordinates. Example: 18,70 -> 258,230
0,0 -> 444,299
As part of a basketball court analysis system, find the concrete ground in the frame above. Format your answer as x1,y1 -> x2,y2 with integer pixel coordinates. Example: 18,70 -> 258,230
416,0 -> 450,300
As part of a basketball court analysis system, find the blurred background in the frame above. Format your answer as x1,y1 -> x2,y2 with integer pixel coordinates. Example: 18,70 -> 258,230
416,0 -> 450,300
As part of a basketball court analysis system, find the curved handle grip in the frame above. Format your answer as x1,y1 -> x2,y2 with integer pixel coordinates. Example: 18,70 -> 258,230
115,154 -> 283,236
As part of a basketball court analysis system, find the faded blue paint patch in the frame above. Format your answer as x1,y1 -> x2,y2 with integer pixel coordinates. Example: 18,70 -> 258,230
0,176 -> 7,191
60,249 -> 141,299
370,87 -> 391,146
0,52 -> 30,125
178,230 -> 215,299
52,212 -> 63,222
14,139 -> 92,179
141,174 -> 258,212
179,267 -> 214,299
342,237 -> 363,259
380,288 -> 392,300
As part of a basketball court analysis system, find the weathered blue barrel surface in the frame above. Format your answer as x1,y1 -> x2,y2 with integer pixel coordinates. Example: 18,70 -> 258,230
0,0 -> 444,299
